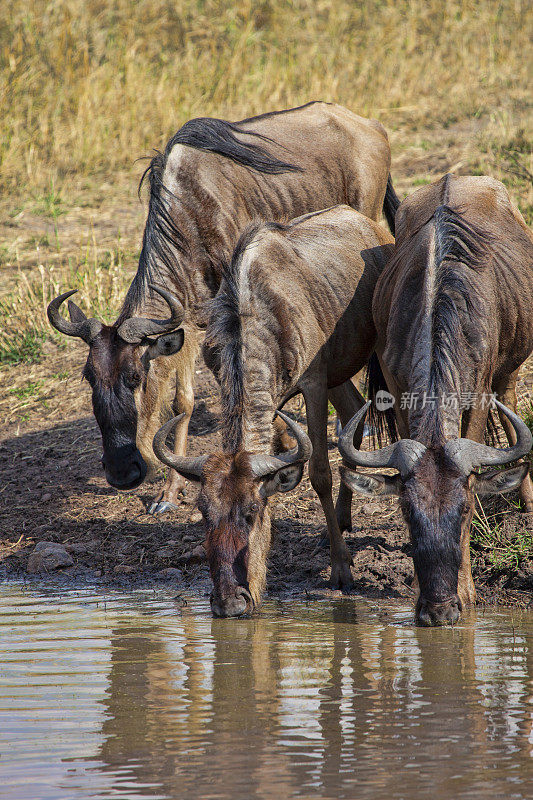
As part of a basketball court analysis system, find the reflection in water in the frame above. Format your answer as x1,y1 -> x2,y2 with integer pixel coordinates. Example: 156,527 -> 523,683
0,588 -> 532,800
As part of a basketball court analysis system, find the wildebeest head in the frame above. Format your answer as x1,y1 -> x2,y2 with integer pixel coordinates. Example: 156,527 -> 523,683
339,401 -> 532,626
47,285 -> 185,490
153,411 -> 312,617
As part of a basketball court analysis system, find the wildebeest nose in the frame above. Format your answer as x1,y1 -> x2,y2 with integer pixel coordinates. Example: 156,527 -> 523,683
416,595 -> 462,627
210,586 -> 251,618
103,447 -> 147,490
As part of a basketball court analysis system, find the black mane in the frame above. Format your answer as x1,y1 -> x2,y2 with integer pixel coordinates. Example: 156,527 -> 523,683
118,117 -> 301,322
203,224 -> 268,452
159,116 -> 302,175
419,205 -> 493,444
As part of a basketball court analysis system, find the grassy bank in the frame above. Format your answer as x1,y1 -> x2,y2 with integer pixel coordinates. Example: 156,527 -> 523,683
0,1 -> 530,366
1,0 -> 531,195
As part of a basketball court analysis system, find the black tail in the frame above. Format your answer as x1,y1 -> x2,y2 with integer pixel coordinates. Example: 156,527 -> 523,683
383,174 -> 401,236
365,352 -> 399,447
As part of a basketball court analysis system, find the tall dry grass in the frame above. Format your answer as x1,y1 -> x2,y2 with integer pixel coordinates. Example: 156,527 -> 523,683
0,240 -> 133,364
1,0 -> 531,193
0,0 -> 531,367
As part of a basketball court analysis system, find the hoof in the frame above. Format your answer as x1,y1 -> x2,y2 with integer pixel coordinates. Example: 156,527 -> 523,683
329,560 -> 354,592
147,500 -> 179,515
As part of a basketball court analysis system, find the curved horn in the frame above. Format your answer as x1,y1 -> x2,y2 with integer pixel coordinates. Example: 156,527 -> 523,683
338,401 -> 426,476
152,414 -> 207,483
117,284 -> 185,344
444,399 -> 533,474
249,410 -> 313,479
47,290 -> 103,343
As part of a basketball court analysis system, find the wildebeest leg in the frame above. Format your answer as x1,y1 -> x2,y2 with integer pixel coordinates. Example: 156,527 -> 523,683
303,380 -> 353,591
494,371 -> 533,512
328,380 -> 366,533
143,329 -> 201,514
272,415 -> 296,453
376,357 -> 410,438
457,408 -> 492,608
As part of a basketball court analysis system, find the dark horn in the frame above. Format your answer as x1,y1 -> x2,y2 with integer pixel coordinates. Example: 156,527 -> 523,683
47,290 -> 102,343
444,399 -> 533,473
117,284 -> 185,344
152,414 -> 207,483
250,410 -> 312,479
338,401 -> 426,476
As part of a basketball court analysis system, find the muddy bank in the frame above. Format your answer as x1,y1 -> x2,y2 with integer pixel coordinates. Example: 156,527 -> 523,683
0,344 -> 531,611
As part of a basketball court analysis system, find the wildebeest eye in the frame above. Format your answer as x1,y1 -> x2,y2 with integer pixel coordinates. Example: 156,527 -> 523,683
126,370 -> 142,389
245,501 -> 260,525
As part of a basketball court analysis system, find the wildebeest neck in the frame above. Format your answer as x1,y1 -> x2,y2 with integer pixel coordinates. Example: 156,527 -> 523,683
405,207 -> 491,446
205,227 -> 292,455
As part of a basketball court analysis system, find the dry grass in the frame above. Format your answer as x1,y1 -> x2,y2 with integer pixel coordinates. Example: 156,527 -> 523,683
0,1 -> 531,376
1,0 -> 531,195
0,240 -> 134,366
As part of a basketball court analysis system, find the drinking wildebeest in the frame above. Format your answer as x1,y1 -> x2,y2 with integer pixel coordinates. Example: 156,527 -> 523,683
338,174 -> 533,627
47,102 -> 399,513
153,205 -> 394,615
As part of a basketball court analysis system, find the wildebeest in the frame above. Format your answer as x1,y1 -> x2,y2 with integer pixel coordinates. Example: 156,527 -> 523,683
153,205 -> 394,615
47,102 -> 398,513
339,174 -> 533,626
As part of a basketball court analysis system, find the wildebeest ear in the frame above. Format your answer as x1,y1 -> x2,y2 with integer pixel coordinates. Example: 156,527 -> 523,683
146,330 -> 185,360
473,463 -> 529,497
340,466 -> 401,497
260,463 -> 304,498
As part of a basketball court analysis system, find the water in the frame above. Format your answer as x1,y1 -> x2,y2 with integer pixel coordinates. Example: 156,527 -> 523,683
0,586 -> 532,800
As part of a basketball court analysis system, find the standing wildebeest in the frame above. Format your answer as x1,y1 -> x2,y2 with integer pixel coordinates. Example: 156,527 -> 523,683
339,174 -> 533,627
47,102 -> 398,513
153,205 -> 394,615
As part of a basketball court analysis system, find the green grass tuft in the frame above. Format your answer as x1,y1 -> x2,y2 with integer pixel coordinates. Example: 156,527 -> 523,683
472,494 -> 533,572
9,380 -> 44,399
0,330 -> 46,365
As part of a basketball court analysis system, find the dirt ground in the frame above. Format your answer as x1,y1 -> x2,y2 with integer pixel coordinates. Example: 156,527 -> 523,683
0,333 -> 532,611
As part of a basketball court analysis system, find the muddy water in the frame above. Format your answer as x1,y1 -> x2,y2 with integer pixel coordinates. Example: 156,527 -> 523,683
0,587 -> 532,800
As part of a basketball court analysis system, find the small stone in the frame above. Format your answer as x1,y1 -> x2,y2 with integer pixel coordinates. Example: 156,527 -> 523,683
27,542 -> 74,574
157,567 -> 183,580
182,544 -> 206,563
41,493 -> 52,502
113,564 -> 135,574
56,458 -> 70,469
94,570 -> 102,577
189,511 -> 202,524
156,547 -> 174,561
362,503 -> 375,515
